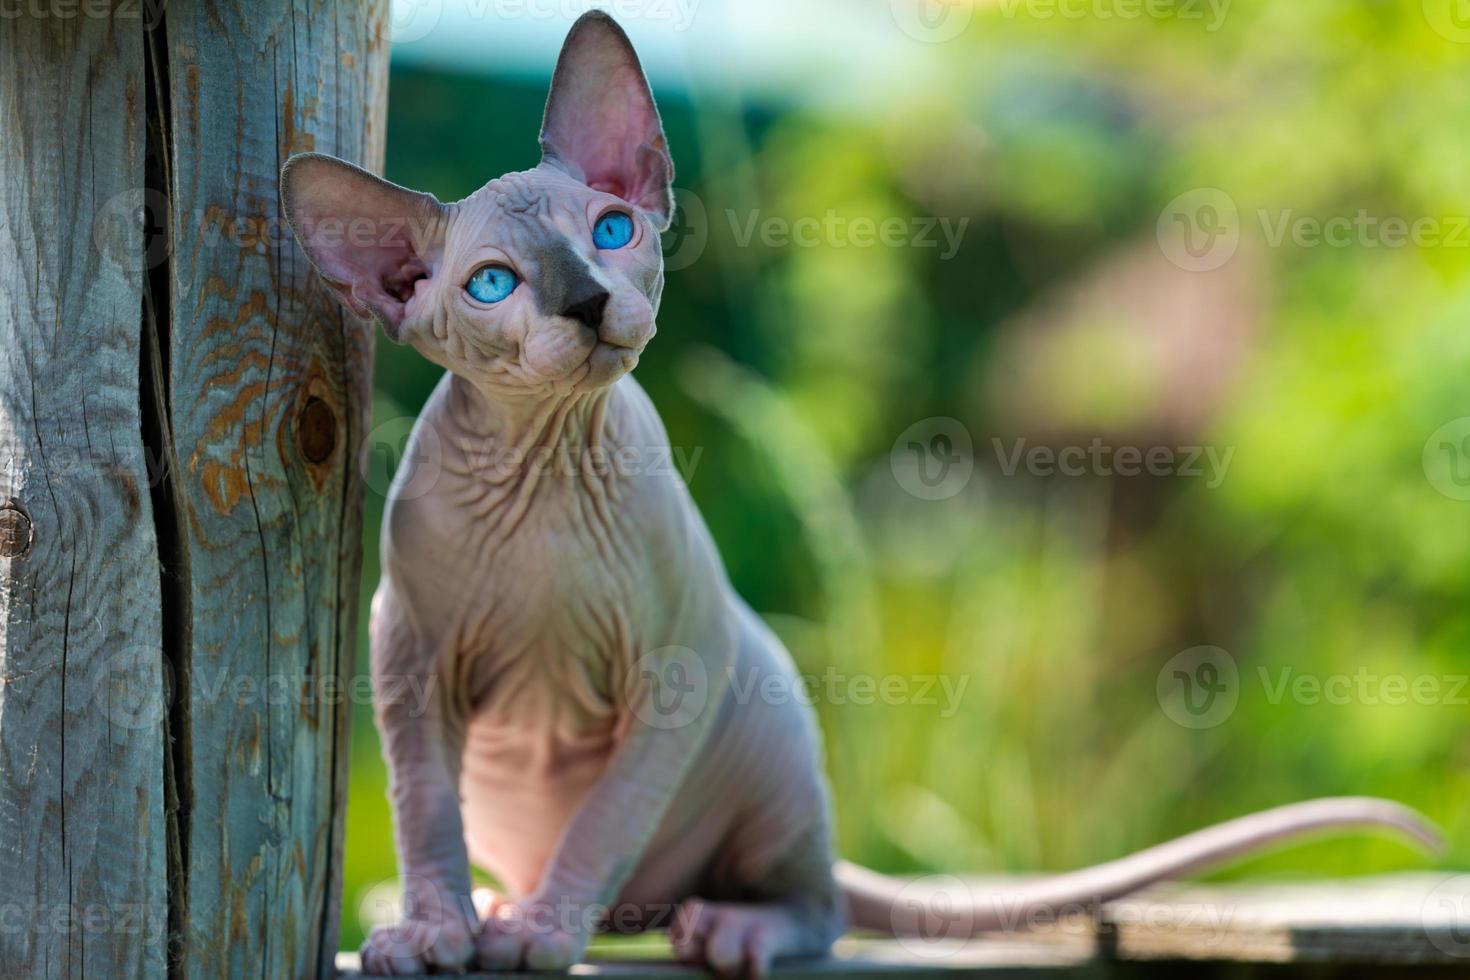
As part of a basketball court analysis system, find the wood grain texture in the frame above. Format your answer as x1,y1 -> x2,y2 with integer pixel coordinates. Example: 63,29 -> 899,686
159,1 -> 389,977
0,9 -> 166,980
335,874 -> 1470,978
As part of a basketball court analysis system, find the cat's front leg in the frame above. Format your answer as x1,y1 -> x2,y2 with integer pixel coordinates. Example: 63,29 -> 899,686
360,592 -> 479,976
476,640 -> 733,971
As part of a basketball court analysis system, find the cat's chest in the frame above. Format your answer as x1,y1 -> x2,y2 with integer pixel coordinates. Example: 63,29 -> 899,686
382,377 -> 730,732
464,506 -> 668,758
398,466 -> 672,715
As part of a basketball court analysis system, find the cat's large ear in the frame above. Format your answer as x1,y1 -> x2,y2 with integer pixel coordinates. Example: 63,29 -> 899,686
281,153 -> 447,341
540,11 -> 675,231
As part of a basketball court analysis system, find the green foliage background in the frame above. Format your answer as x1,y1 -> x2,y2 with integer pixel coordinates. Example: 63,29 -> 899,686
341,0 -> 1470,948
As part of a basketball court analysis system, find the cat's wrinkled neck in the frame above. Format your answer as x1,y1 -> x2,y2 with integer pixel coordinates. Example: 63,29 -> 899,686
442,372 -> 616,480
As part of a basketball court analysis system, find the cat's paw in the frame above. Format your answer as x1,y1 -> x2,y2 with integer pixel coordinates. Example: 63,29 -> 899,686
475,896 -> 590,972
671,898 -> 842,980
359,875 -> 478,975
359,914 -> 476,975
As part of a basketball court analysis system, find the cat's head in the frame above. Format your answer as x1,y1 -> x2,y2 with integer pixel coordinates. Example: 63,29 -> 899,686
281,11 -> 673,397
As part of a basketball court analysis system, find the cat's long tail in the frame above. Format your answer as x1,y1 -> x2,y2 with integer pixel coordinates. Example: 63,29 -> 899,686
837,797 -> 1442,937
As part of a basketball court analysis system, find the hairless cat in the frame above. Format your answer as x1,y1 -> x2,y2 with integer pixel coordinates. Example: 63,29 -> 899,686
281,12 -> 1441,978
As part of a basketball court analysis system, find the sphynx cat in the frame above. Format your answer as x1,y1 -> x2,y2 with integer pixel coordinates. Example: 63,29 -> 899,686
281,12 -> 1442,978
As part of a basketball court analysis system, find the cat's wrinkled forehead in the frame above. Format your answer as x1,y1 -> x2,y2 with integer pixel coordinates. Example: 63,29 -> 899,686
449,166 -> 618,316
452,168 -> 585,242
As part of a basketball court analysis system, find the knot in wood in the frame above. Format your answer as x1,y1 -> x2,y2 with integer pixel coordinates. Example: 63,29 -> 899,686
0,503 -> 33,559
297,397 -> 338,465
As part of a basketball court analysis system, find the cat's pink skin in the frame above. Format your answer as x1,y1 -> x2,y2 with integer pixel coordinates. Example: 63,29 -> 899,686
365,370 -> 839,975
282,12 -> 1443,979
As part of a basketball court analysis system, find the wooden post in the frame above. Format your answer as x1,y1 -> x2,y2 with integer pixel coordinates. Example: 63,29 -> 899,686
0,12 -> 162,979
0,3 -> 389,977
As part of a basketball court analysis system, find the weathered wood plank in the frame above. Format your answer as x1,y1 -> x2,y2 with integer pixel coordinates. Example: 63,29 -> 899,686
1092,875 -> 1470,963
0,9 -> 166,980
337,945 -> 1106,980
159,2 -> 388,976
335,874 -> 1470,978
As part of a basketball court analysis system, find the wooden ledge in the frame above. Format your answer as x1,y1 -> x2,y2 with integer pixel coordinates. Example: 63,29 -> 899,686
336,873 -> 1470,978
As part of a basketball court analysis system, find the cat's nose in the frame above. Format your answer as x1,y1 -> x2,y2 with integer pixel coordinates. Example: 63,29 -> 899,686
561,289 -> 610,331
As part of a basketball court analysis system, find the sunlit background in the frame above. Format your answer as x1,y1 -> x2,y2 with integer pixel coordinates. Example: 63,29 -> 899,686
345,0 -> 1470,949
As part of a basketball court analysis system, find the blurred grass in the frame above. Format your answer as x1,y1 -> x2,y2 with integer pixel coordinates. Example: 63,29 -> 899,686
340,1 -> 1470,949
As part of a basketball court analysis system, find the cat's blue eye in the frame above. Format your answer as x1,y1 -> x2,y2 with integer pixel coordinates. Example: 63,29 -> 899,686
466,265 -> 518,304
593,211 -> 636,250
